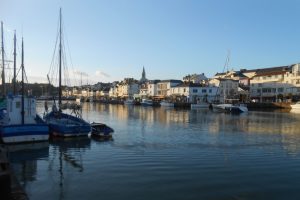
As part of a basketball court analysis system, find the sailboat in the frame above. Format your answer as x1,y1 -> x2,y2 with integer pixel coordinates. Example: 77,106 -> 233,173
0,37 -> 49,143
211,51 -> 248,113
43,9 -> 91,137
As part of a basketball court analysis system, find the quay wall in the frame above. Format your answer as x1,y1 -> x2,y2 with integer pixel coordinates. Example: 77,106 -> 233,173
246,102 -> 291,110
0,145 -> 28,200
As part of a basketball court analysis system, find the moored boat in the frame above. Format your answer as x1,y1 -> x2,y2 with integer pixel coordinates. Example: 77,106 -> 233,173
43,9 -> 91,137
141,99 -> 153,106
1,39 -> 49,144
124,98 -> 135,105
44,110 -> 91,137
91,122 -> 114,138
160,100 -> 174,107
213,103 -> 248,113
1,96 -> 49,143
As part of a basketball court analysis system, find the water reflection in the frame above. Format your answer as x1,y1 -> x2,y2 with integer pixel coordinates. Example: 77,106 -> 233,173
80,103 -> 300,135
48,137 -> 91,200
18,102 -> 300,199
9,142 -> 49,187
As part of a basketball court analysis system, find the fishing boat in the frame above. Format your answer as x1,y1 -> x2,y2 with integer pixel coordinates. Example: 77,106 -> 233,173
90,122 -> 114,138
43,9 -> 91,137
0,38 -> 49,144
141,99 -> 153,106
0,22 -> 8,125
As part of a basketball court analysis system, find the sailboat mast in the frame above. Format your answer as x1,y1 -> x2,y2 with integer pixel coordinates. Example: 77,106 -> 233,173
58,8 -> 62,107
21,38 -> 24,125
13,31 -> 16,95
1,21 -> 5,96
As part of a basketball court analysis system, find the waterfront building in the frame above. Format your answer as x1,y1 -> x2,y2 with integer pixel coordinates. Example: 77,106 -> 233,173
249,65 -> 291,102
139,82 -> 149,99
156,80 -> 182,99
108,82 -> 119,98
147,80 -> 160,97
170,82 -> 218,103
210,69 -> 250,87
108,78 -> 139,99
96,88 -> 110,100
183,73 -> 208,84
284,63 -> 300,99
72,87 -> 80,97
218,78 -> 240,103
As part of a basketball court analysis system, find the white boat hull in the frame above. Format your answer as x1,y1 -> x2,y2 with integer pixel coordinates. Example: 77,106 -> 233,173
213,104 -> 248,113
1,124 -> 49,144
2,134 -> 49,143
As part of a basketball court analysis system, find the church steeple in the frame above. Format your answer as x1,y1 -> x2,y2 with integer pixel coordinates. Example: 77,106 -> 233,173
140,66 -> 147,82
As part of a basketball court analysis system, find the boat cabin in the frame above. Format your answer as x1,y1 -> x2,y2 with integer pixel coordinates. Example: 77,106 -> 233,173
7,95 -> 37,124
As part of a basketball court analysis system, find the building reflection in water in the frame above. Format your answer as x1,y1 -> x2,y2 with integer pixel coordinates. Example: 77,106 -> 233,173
81,103 -> 300,155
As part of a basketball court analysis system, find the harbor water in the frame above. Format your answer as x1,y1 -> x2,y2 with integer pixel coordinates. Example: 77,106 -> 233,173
9,102 -> 300,200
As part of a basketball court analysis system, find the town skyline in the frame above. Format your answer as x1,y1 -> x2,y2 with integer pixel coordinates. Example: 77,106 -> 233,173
1,0 -> 300,85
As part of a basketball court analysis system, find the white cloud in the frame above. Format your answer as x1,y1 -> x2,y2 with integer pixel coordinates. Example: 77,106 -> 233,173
95,70 -> 110,78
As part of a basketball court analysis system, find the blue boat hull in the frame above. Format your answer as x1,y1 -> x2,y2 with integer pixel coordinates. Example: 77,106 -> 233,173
44,111 -> 91,137
1,124 -> 49,144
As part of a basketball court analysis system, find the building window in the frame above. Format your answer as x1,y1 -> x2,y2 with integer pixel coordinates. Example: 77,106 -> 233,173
193,89 -> 197,93
209,89 -> 212,93
278,88 -> 284,93
262,88 -> 267,93
257,89 -> 261,93
202,89 -> 207,93
184,88 -> 186,92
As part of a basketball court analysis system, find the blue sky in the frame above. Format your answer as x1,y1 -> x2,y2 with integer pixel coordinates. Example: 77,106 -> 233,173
1,0 -> 300,85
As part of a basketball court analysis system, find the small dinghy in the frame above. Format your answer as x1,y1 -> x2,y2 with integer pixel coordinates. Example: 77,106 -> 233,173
91,122 -> 114,138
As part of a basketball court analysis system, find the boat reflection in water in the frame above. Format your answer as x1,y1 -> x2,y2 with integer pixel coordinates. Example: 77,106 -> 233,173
16,102 -> 300,200
9,142 -> 49,188
49,137 -> 91,200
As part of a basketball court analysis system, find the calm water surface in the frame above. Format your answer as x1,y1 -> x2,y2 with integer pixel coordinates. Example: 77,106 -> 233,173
9,102 -> 300,200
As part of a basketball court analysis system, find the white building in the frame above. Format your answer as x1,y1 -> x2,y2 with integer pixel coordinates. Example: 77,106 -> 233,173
157,80 -> 182,98
218,78 -> 240,103
249,65 -> 291,102
147,80 -> 160,97
183,73 -> 208,84
170,83 -> 218,103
